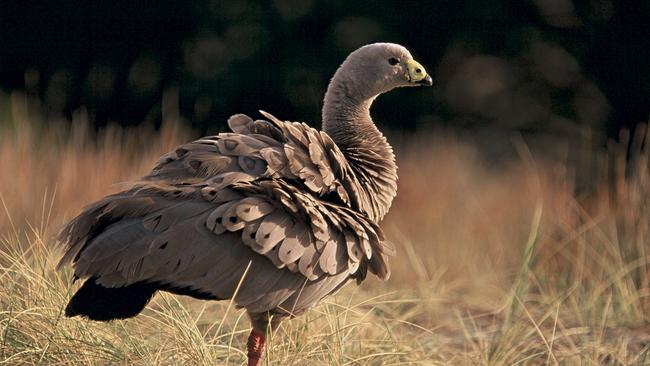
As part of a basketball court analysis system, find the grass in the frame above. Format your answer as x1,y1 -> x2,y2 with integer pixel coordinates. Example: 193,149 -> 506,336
1,91 -> 649,365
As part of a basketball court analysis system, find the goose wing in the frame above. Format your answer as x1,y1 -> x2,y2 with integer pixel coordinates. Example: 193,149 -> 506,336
58,113 -> 393,313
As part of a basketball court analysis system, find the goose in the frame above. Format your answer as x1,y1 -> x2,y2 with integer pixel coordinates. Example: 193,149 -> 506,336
58,42 -> 432,366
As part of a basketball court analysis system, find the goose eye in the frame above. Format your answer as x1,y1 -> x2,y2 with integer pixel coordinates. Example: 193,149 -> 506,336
388,57 -> 400,66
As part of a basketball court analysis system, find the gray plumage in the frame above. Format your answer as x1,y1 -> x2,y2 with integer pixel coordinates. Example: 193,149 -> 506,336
57,43 -> 431,340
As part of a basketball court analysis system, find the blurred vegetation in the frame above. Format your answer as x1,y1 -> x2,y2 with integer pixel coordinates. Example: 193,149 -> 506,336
1,0 -> 648,142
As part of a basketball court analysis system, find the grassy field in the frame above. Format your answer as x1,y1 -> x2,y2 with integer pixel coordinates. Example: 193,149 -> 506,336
1,93 -> 649,365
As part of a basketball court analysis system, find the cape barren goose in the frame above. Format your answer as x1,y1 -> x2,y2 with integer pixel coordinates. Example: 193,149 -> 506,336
58,43 -> 432,365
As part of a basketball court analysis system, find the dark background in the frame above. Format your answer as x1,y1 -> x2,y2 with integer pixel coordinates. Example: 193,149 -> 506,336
1,0 -> 648,140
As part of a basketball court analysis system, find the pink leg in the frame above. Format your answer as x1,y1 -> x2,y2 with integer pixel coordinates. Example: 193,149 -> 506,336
247,328 -> 266,366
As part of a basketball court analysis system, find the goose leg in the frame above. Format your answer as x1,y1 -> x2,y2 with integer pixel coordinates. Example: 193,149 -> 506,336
247,311 -> 287,365
247,311 -> 272,366
247,328 -> 266,366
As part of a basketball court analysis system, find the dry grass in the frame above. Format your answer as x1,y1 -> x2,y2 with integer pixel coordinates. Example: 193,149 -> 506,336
1,92 -> 649,365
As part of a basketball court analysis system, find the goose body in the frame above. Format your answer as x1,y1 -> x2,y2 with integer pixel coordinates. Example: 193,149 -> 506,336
58,43 -> 431,365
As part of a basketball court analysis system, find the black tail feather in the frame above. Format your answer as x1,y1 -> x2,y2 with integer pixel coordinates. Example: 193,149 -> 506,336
65,277 -> 158,321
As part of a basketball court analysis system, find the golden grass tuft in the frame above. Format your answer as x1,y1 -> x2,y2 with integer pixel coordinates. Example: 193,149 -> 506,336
1,93 -> 649,364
